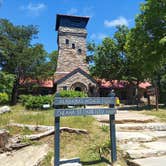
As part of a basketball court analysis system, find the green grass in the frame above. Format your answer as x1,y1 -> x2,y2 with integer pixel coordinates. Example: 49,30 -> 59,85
0,104 -> 54,127
142,108 -> 166,122
0,104 -> 127,166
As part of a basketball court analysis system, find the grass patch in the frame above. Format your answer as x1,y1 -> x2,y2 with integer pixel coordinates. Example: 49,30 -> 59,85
0,104 -> 127,166
5,126 -> 35,135
142,109 -> 166,122
40,151 -> 54,166
0,104 -> 54,127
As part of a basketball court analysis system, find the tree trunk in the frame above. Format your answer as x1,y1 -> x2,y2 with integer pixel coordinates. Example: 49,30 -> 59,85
136,80 -> 139,109
11,78 -> 19,105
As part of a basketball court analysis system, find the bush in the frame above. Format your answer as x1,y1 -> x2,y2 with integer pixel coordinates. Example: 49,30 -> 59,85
0,93 -> 9,105
0,72 -> 15,97
19,95 -> 54,109
19,95 -> 31,105
59,90 -> 87,98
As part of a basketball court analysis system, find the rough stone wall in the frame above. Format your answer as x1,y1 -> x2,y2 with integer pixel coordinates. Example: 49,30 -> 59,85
56,26 -> 89,76
57,72 -> 96,92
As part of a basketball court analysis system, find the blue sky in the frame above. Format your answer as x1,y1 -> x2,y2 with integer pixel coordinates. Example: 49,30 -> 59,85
0,0 -> 144,53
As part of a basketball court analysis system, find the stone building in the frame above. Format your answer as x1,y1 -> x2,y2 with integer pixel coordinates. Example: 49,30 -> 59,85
54,14 -> 98,96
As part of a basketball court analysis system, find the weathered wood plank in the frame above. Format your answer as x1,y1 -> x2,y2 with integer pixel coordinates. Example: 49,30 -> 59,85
55,108 -> 116,117
54,97 -> 115,106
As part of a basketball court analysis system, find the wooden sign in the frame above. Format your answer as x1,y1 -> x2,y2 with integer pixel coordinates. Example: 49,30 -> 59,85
54,97 -> 115,105
55,108 -> 116,117
54,94 -> 117,166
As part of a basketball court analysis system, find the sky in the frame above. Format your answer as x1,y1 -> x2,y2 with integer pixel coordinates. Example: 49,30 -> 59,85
0,0 -> 145,53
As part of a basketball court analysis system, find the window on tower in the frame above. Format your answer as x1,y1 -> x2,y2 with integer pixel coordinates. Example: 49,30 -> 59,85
72,43 -> 75,49
66,39 -> 69,45
78,49 -> 82,54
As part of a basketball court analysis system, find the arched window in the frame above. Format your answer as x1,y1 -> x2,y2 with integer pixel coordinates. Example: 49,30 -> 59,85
66,39 -> 69,45
72,43 -> 75,49
78,49 -> 82,54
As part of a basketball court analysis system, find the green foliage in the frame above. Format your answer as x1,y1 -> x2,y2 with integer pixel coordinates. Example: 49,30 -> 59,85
59,90 -> 88,98
90,26 -> 129,80
91,140 -> 110,158
160,67 -> 166,103
19,95 -> 54,109
125,0 -> 166,81
0,19 -> 57,104
0,92 -> 9,104
100,124 -> 109,132
0,71 -> 15,96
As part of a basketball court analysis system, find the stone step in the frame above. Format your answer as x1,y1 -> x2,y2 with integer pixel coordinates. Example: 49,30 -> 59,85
120,141 -> 166,159
116,123 -> 166,131
128,155 -> 166,166
0,144 -> 49,166
145,131 -> 166,139
94,111 -> 156,124
117,132 -> 155,143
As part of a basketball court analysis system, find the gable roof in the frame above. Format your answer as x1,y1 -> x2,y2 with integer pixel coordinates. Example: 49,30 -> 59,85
55,68 -> 97,85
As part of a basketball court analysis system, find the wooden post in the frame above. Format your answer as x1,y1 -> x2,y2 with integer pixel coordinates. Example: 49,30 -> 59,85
108,90 -> 117,164
109,114 -> 117,163
54,116 -> 60,166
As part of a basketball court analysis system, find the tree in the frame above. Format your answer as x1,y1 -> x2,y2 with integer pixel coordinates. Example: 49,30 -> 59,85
0,19 -> 51,104
126,0 -> 166,80
90,26 -> 129,80
91,37 -> 123,80
114,25 -> 129,59
125,0 -> 166,105
0,71 -> 15,97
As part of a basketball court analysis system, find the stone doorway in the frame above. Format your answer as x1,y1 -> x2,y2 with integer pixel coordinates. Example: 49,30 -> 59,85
70,82 -> 87,92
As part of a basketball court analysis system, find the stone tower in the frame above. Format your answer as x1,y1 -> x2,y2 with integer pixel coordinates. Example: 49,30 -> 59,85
55,14 -> 98,95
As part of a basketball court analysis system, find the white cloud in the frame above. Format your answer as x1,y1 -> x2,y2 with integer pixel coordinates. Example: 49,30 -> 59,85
67,8 -> 78,15
104,16 -> 129,27
90,33 -> 107,40
20,3 -> 46,16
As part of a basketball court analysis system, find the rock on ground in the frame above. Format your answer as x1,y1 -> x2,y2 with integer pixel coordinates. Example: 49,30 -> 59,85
51,158 -> 82,166
129,155 -> 166,166
0,144 -> 49,166
0,129 -> 9,149
117,123 -> 166,131
60,163 -> 82,166
122,140 -> 166,159
0,106 -> 10,114
93,110 -> 156,124
117,131 -> 155,143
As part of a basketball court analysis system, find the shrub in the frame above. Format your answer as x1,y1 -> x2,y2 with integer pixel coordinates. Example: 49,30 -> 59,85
0,93 -> 9,105
59,90 -> 87,98
19,95 -> 31,105
19,95 -> 54,109
0,72 -> 15,97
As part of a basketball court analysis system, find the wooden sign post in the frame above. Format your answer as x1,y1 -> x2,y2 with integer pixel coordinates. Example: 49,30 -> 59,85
54,94 -> 117,166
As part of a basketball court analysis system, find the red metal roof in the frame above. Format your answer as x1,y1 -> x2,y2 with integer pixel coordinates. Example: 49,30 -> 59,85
20,79 -> 53,88
98,79 -> 151,89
